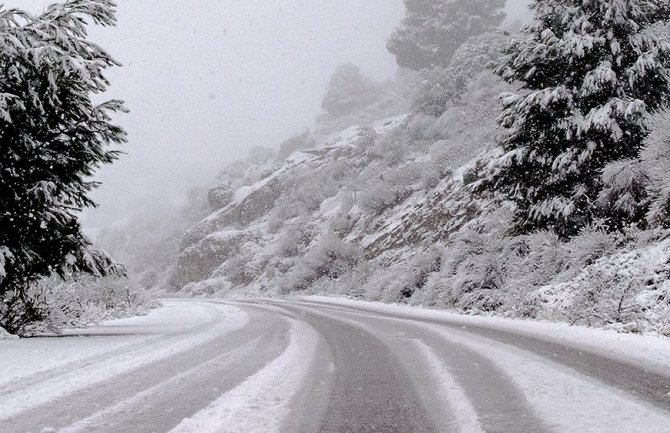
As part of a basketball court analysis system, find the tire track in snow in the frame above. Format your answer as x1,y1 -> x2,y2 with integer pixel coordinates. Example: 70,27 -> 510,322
299,302 -> 550,433
57,336 -> 266,433
412,340 -> 485,433
420,322 -> 670,433
0,300 -> 227,397
298,299 -> 670,410
168,318 -> 320,433
0,302 -> 252,428
275,303 -> 438,433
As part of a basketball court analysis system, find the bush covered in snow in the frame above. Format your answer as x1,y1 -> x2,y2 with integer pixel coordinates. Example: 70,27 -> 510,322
281,235 -> 362,294
527,239 -> 670,335
0,275 -> 155,336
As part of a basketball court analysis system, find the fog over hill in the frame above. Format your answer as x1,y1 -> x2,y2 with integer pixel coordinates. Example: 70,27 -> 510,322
9,0 -> 407,232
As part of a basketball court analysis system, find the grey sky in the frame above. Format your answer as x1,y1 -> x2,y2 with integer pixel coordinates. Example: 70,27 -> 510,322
11,0 -> 406,230
10,0 -> 532,233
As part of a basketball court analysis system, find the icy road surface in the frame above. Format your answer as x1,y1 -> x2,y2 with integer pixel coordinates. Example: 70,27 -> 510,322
2,298 -> 670,433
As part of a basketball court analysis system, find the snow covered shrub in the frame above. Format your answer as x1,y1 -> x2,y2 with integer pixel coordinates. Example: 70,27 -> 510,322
360,267 -> 399,302
266,199 -> 305,234
330,216 -> 357,240
432,229 -> 509,312
353,126 -> 379,158
566,269 -> 646,330
276,222 -> 312,258
371,128 -> 410,167
386,163 -> 426,187
405,113 -> 440,142
428,141 -> 459,176
220,257 -> 255,287
289,164 -> 345,212
504,230 -> 571,317
411,32 -> 506,117
548,240 -> 670,334
358,179 -> 406,216
512,230 -> 569,289
295,181 -> 328,212
418,74 -> 504,169
380,250 -> 442,303
334,261 -> 378,298
420,162 -> 442,190
412,69 -> 463,117
281,235 -> 362,294
1,275 -> 153,336
566,223 -> 619,269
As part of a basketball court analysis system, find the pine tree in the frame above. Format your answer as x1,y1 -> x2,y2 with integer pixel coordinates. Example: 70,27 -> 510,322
321,63 -> 382,118
0,0 -> 126,333
387,0 -> 506,71
489,0 -> 670,238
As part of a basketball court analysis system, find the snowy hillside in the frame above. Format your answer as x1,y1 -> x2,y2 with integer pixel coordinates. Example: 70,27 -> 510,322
164,59 -> 670,335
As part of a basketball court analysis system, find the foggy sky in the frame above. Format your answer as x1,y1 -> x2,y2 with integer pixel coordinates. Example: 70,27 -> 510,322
9,0 -> 532,234
11,0 -> 407,231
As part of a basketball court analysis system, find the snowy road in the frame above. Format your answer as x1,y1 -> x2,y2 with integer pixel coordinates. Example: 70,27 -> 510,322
2,298 -> 670,433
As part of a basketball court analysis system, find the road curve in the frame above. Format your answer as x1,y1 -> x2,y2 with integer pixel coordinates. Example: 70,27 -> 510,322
1,297 -> 670,433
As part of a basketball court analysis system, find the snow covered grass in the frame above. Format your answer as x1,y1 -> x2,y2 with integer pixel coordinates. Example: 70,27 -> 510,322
168,318 -> 319,433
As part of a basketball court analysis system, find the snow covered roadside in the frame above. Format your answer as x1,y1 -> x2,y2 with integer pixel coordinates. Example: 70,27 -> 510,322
0,299 -> 223,387
0,325 -> 18,340
0,300 -> 248,420
422,322 -> 670,433
300,296 -> 670,377
168,319 -> 320,433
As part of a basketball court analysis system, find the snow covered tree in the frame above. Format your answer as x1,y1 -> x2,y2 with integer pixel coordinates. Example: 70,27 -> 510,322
321,63 -> 382,118
597,160 -> 651,231
489,0 -> 670,238
413,31 -> 507,116
387,0 -> 506,71
0,1 -> 126,334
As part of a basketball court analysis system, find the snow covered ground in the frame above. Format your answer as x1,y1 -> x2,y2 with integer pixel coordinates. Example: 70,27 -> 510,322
0,300 -> 252,430
0,301 -> 246,387
169,319 -> 320,433
303,295 -> 670,377
2,297 -> 670,433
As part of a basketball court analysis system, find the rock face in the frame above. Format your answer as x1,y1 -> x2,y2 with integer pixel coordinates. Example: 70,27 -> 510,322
168,113 -> 489,293
173,230 -> 247,290
207,183 -> 233,210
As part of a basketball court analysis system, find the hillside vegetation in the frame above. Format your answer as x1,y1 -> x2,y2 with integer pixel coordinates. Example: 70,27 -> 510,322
112,1 -> 670,336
